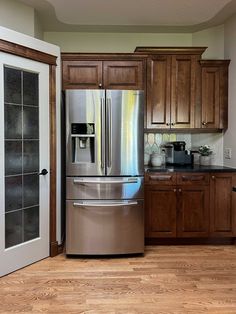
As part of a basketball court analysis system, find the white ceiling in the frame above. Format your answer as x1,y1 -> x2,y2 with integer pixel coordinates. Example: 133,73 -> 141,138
45,0 -> 230,26
19,0 -> 236,32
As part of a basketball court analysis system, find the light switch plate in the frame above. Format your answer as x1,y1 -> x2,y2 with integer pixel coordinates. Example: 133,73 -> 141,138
224,148 -> 232,159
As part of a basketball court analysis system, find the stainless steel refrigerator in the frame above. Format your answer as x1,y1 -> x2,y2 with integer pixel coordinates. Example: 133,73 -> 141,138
66,89 -> 144,255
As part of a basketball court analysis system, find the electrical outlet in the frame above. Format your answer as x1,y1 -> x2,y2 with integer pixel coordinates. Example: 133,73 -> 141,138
224,148 -> 232,159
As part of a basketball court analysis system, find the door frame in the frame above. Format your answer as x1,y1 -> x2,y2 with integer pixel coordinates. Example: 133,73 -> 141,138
0,39 -> 58,257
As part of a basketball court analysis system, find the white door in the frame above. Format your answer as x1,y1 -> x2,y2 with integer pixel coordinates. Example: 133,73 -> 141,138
0,52 -> 50,277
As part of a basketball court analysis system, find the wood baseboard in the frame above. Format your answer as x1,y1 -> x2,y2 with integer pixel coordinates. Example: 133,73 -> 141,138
145,237 -> 235,245
50,241 -> 59,257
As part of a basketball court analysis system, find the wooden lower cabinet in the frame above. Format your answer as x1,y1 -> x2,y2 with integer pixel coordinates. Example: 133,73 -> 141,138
145,172 -> 236,240
210,173 -> 236,237
177,186 -> 209,237
145,186 -> 177,238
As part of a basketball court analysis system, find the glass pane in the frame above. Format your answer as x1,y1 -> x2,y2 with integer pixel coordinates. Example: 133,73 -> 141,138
24,206 -> 39,242
4,67 -> 22,104
5,141 -> 22,176
5,211 -> 23,248
23,72 -> 38,106
23,174 -> 39,208
4,67 -> 40,248
5,176 -> 22,212
23,106 -> 39,139
23,140 -> 39,173
4,104 -> 22,139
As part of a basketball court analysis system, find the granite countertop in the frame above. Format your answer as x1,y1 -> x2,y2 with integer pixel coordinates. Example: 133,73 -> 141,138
145,164 -> 236,173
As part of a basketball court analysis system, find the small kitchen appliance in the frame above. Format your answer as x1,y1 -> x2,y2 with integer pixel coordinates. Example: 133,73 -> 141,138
164,141 -> 193,165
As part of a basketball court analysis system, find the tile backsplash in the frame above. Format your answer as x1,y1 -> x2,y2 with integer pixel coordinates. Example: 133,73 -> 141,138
144,133 -> 191,155
144,132 -> 224,166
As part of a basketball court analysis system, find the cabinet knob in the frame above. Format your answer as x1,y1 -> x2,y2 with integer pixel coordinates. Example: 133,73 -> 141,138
98,83 -> 102,88
171,123 -> 175,126
166,123 -> 170,126
212,175 -> 215,180
173,189 -> 177,192
178,188 -> 182,193
202,121 -> 207,126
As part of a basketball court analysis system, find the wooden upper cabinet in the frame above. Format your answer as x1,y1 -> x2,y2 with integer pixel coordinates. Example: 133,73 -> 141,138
144,48 -> 205,130
210,173 -> 236,237
147,56 -> 171,129
171,55 -> 196,129
103,61 -> 143,90
200,60 -> 230,130
61,55 -> 145,90
62,60 -> 103,89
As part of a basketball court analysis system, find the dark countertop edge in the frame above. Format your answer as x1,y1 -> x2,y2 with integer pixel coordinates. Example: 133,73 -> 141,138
145,165 -> 236,173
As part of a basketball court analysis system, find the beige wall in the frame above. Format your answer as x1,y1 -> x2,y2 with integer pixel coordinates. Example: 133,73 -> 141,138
0,0 -> 35,36
0,0 -> 43,39
43,32 -> 192,52
223,14 -> 236,168
192,25 -> 225,59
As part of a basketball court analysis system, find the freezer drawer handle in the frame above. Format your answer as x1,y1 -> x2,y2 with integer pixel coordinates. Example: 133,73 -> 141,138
73,201 -> 138,207
73,178 -> 138,184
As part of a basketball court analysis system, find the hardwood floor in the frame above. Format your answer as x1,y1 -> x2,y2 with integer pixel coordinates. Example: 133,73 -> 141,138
1,245 -> 236,313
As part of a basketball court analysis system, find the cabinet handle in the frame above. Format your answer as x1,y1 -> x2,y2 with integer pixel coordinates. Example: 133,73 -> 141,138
178,188 -> 182,193
202,121 -> 207,126
98,83 -> 102,88
212,176 -> 215,180
173,189 -> 177,192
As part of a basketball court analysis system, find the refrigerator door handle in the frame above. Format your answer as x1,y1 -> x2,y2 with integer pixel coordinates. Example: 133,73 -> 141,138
106,97 -> 112,168
73,201 -> 138,207
73,178 -> 138,184
101,97 -> 105,169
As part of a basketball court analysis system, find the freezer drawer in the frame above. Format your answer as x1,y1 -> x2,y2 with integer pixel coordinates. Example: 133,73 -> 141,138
66,176 -> 144,200
66,199 -> 144,255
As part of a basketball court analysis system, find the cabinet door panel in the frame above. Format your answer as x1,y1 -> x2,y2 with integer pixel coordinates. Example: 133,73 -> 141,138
201,67 -> 220,129
147,56 -> 171,128
62,61 -> 102,89
145,186 -> 176,238
177,186 -> 209,237
171,55 -> 196,129
210,173 -> 236,236
103,61 -> 143,90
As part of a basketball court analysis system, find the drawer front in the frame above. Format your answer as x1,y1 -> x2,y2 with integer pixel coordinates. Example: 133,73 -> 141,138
145,173 -> 177,185
177,173 -> 209,185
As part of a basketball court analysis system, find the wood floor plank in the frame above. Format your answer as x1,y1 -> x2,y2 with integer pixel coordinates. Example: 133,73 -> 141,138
1,245 -> 236,313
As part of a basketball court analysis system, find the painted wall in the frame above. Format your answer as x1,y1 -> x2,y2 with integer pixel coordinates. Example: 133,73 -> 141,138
43,32 -> 192,52
0,0 -> 34,37
192,24 -> 225,59
224,14 -> 236,168
0,0 -> 43,39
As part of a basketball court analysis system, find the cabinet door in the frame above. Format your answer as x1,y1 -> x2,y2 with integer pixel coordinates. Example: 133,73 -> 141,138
171,55 -> 196,129
177,186 -> 209,237
210,173 -> 236,237
145,186 -> 176,238
103,61 -> 143,90
146,56 -> 171,129
201,67 -> 220,129
62,61 -> 103,89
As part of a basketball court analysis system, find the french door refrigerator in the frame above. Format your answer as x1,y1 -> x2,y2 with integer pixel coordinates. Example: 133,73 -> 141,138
66,89 -> 144,255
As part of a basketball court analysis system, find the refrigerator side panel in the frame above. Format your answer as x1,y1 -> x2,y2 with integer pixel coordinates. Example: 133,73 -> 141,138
106,90 -> 144,176
66,90 -> 105,176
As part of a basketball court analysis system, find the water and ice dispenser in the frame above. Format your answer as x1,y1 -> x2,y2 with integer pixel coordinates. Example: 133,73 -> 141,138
71,123 -> 95,163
